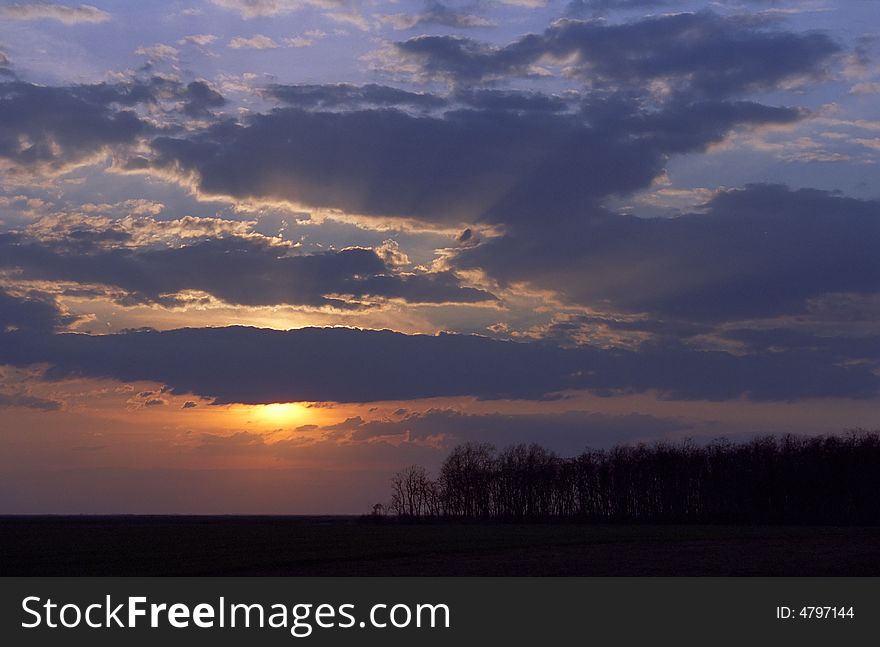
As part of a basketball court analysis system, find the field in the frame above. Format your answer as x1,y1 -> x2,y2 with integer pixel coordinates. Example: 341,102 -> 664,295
2,517 -> 879,576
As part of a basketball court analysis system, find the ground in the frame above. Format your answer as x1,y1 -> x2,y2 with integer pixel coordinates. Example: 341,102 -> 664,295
1,517 -> 878,576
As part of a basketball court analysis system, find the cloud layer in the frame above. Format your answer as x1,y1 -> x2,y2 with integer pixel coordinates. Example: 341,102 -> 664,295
1,7 -> 877,412
1,325 -> 877,403
0,232 -> 495,308
454,184 -> 880,322
0,3 -> 111,24
391,12 -> 839,91
145,97 -> 800,225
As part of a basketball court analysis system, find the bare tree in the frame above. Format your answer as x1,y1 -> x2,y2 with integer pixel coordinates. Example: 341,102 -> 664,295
384,431 -> 880,524
390,465 -> 437,517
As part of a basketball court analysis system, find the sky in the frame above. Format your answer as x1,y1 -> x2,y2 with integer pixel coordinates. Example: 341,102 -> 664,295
0,0 -> 879,513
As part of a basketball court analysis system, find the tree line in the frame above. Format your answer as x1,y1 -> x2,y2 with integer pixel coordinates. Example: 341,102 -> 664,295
386,432 -> 880,523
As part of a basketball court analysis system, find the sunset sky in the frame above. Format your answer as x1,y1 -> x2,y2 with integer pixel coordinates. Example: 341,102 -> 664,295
1,0 -> 879,513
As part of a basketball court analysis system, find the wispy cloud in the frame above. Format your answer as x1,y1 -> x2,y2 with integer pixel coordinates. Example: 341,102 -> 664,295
228,35 -> 280,50
0,391 -> 62,411
379,2 -> 495,31
0,3 -> 111,24
211,0 -> 341,19
229,32 -> 326,49
134,43 -> 180,61
178,34 -> 219,47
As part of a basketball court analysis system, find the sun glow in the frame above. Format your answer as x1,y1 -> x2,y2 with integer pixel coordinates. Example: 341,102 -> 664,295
255,402 -> 307,425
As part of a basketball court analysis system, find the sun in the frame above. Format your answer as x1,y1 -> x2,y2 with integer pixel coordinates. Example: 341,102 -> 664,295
255,402 -> 306,426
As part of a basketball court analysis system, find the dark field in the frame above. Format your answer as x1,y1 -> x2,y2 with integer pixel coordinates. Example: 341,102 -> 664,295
2,517 -> 879,576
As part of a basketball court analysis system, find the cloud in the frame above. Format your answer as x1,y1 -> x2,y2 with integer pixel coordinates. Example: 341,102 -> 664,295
24,212 -> 249,246
134,44 -> 179,61
1,325 -> 878,404
0,232 -> 496,308
566,0 -> 816,18
265,83 -> 447,110
0,58 -> 15,79
511,313 -> 710,350
391,12 -> 839,91
283,31 -> 326,48
850,82 -> 880,95
564,0 -> 666,15
0,77 -> 230,176
336,408 -> 688,452
0,81 -> 148,176
145,94 -> 800,226
455,184 -> 880,323
212,0 -> 291,17
229,33 -> 327,49
450,88 -> 570,113
182,80 -> 226,116
178,34 -> 219,47
322,9 -> 370,32
0,391 -> 62,411
0,3 -> 110,24
211,0 -> 340,19
0,9 -> 868,412
127,13 -> 829,228
228,35 -> 280,50
0,288 -> 74,333
495,0 -> 547,7
723,328 -> 880,361
379,3 -> 495,30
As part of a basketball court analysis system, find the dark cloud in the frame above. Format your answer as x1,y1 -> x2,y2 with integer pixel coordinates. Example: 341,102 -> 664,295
182,81 -> 226,117
565,0 -> 781,16
0,81 -> 147,173
0,76 -> 226,174
0,391 -> 61,411
146,99 -> 799,226
392,12 -> 839,92
67,76 -> 180,107
456,184 -> 880,322
564,0 -> 665,15
452,88 -> 570,113
565,0 -> 794,14
266,83 -> 447,111
0,50 -> 13,79
0,288 -> 72,333
381,2 -> 495,30
1,325 -> 877,403
134,13 -> 827,227
0,233 -> 495,308
723,328 -> 880,361
71,76 -> 225,116
528,314 -> 711,349
196,430 -> 266,454
340,408 -> 687,453
0,10 -> 866,416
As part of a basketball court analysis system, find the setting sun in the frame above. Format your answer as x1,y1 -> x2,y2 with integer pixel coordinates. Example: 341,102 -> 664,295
255,403 -> 308,426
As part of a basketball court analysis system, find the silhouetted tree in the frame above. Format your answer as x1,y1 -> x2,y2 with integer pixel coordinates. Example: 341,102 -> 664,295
385,431 -> 880,524
390,465 -> 437,517
439,442 -> 495,517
